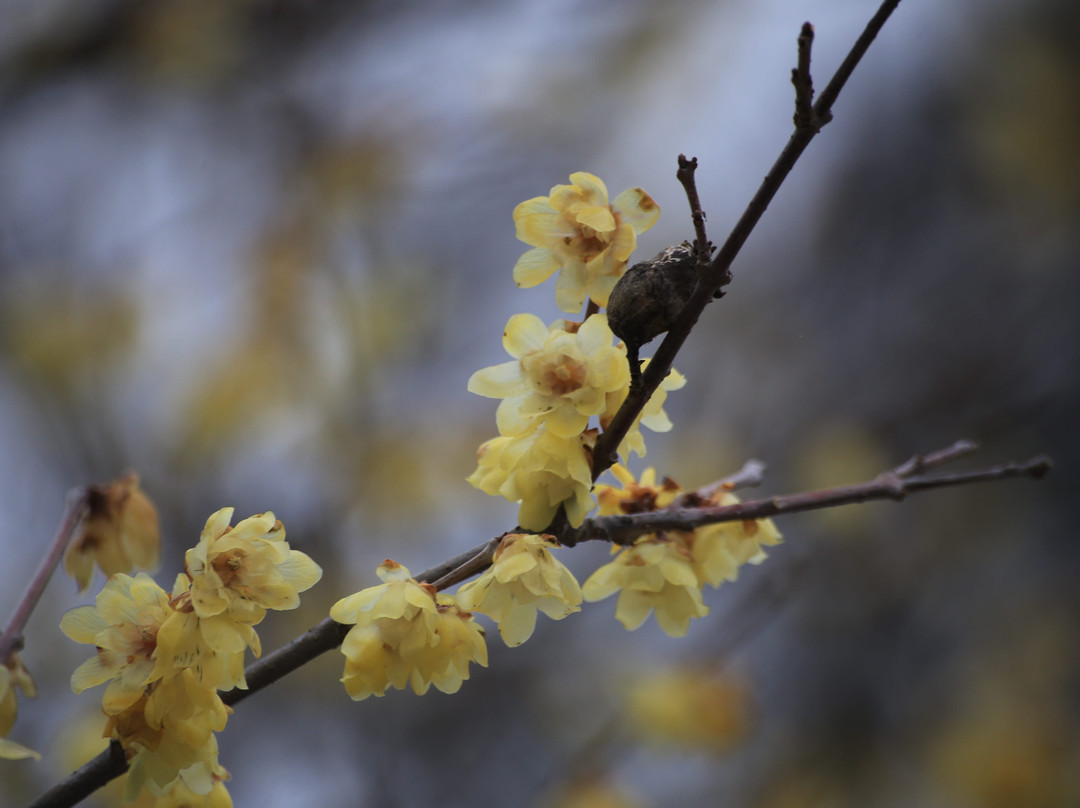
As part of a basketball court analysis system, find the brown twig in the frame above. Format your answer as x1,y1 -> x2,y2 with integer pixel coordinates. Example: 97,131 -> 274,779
792,22 -> 817,129
675,155 -> 713,271
0,488 -> 87,665
569,451 -> 1052,546
669,458 -> 767,509
590,0 -> 902,481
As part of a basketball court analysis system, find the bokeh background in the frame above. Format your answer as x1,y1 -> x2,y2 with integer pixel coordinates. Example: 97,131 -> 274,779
1,0 -> 1077,805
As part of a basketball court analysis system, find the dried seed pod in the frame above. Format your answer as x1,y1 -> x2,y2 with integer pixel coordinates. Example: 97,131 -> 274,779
607,242 -> 699,387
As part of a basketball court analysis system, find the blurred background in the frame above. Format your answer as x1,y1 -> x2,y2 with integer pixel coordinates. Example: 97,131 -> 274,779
1,0 -> 1077,805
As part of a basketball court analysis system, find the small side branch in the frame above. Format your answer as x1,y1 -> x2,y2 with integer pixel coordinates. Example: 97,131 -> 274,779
676,155 -> 715,275
792,22 -> 819,130
569,448 -> 1051,546
0,488 -> 87,665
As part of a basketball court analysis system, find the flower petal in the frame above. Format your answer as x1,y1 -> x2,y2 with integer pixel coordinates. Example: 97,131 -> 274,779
612,187 -> 660,233
502,313 -> 549,358
468,361 -> 523,398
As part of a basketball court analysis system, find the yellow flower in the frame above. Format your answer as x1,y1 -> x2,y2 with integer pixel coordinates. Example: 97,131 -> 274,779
691,491 -> 782,589
64,470 -> 160,592
600,365 -> 685,460
467,427 -> 595,530
183,508 -> 322,655
582,536 -> 708,637
0,654 -> 39,760
61,572 -> 172,713
455,534 -> 582,646
513,172 -> 660,313
595,464 -> 681,516
330,561 -> 487,701
155,575 -> 252,691
468,313 -> 630,438
110,672 -> 230,799
625,668 -> 752,749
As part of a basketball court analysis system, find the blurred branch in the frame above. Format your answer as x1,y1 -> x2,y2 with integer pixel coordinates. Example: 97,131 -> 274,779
0,488 -> 87,665
591,0 -> 902,476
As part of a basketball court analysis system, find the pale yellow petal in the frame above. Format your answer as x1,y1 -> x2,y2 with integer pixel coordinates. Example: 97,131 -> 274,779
278,551 -> 322,595
0,737 -> 40,760
575,205 -> 616,233
499,604 -> 538,647
554,261 -> 589,313
59,605 -> 108,644
568,172 -> 610,205
502,313 -> 549,358
202,507 -> 235,540
468,361 -> 523,398
70,654 -> 114,693
612,187 -> 660,233
614,591 -> 653,631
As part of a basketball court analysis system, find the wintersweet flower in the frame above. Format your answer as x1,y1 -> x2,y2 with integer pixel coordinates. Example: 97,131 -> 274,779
468,426 -> 596,530
330,561 -> 487,701
600,364 -> 685,460
60,572 -> 172,713
156,574 -> 252,691
113,684 -> 229,800
582,536 -> 708,637
455,533 -> 582,646
513,171 -> 660,312
0,654 -> 38,760
64,470 -> 160,592
595,464 -> 681,516
183,508 -> 322,656
468,313 -> 630,438
691,491 -> 782,589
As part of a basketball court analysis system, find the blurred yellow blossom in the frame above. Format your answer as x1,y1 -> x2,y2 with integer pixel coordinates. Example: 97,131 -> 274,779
64,471 -> 160,592
546,778 -> 643,808
513,172 -> 659,312
625,668 -> 752,749
61,572 -> 172,713
583,536 -> 708,637
467,426 -> 595,530
330,561 -> 487,700
181,508 -> 322,657
468,313 -> 629,438
456,533 -> 582,647
600,364 -> 685,460
0,653 -> 39,760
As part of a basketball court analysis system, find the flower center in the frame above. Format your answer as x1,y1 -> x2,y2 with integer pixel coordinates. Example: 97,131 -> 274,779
523,352 -> 586,397
212,549 -> 247,587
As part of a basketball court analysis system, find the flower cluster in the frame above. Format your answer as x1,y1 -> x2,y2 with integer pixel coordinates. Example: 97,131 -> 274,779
61,508 -> 321,803
583,467 -> 782,636
330,561 -> 487,700
468,172 -> 682,530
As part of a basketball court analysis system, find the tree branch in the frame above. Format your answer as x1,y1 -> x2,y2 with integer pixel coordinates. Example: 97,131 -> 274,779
0,488 -> 87,666
568,449 -> 1052,546
590,0 -> 902,477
